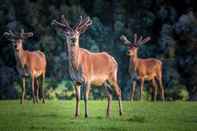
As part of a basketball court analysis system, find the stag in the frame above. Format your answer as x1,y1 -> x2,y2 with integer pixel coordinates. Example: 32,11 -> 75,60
120,34 -> 165,101
52,15 -> 123,117
4,29 -> 46,104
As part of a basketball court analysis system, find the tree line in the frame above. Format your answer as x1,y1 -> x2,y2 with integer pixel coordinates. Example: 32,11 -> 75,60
0,0 -> 197,100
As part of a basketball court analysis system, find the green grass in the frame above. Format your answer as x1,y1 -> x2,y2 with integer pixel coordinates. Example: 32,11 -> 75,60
0,100 -> 197,131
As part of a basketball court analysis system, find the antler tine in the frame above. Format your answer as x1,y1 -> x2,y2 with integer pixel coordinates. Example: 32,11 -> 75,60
20,29 -> 25,38
141,36 -> 151,44
136,36 -> 143,46
21,29 -> 24,33
51,19 -> 67,28
74,16 -> 92,33
85,17 -> 92,26
73,16 -> 83,31
134,33 -> 137,43
120,35 -> 131,45
61,15 -> 73,31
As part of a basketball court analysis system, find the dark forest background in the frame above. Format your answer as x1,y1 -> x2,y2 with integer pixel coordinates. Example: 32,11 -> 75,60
0,0 -> 197,101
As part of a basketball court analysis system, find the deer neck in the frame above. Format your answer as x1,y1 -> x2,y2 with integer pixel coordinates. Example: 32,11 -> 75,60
15,48 -> 27,68
130,52 -> 139,72
68,46 -> 81,71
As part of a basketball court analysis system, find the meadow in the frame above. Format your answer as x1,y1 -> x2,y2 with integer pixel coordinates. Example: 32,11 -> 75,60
0,100 -> 196,131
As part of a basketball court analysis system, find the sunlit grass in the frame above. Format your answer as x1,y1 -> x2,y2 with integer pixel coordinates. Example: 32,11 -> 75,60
0,100 -> 197,131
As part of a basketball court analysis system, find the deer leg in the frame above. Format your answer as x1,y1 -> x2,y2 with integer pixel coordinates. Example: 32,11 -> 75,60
118,94 -> 123,116
75,84 -> 81,117
149,85 -> 154,101
111,81 -> 123,116
152,79 -> 158,101
20,78 -> 26,104
140,78 -> 144,101
41,74 -> 45,104
158,78 -> 165,101
84,82 -> 90,118
35,78 -> 39,104
104,83 -> 112,117
131,80 -> 136,101
31,76 -> 36,104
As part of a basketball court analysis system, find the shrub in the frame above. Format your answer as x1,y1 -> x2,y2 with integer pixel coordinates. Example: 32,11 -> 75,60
165,80 -> 189,101
45,80 -> 74,100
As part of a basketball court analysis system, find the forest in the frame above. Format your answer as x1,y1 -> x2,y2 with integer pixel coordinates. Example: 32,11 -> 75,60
0,0 -> 197,101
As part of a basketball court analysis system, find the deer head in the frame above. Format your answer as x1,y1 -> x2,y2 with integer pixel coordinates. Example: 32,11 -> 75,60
51,15 -> 92,48
3,29 -> 33,53
120,33 -> 151,56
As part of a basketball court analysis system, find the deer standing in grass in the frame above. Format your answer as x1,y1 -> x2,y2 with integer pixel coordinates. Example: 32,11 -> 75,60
120,34 -> 165,101
4,29 -> 46,104
52,15 -> 123,117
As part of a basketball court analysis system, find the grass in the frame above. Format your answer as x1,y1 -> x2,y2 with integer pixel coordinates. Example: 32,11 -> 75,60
0,100 -> 197,131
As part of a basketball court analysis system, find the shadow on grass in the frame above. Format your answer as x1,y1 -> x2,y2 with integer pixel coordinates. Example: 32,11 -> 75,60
32,114 -> 58,118
95,116 -> 103,119
126,115 -> 146,123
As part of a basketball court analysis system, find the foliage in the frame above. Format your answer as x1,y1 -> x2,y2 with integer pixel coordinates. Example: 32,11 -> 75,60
45,80 -> 74,100
165,80 -> 189,101
0,0 -> 197,100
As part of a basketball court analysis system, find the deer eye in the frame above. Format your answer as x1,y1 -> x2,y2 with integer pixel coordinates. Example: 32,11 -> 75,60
64,31 -> 71,36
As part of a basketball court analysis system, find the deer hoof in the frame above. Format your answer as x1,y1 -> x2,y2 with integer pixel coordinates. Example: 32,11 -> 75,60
75,113 -> 80,118
85,114 -> 88,118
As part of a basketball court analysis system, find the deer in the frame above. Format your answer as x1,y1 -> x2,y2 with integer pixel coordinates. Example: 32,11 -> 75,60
120,34 -> 165,101
3,29 -> 46,104
51,15 -> 123,118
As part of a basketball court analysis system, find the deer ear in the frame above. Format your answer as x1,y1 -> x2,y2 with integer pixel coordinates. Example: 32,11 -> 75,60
23,32 -> 34,38
134,33 -> 137,43
141,36 -> 151,44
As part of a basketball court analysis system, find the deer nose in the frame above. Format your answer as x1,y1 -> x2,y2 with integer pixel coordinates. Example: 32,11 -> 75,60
127,51 -> 130,56
71,38 -> 76,43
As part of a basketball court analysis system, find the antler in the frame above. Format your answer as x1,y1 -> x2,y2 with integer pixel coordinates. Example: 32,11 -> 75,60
20,29 -> 33,38
134,33 -> 137,43
3,29 -> 33,40
61,15 -> 73,31
20,29 -> 24,38
120,35 -> 131,45
141,36 -> 151,44
134,33 -> 151,46
120,33 -> 151,47
74,16 -> 92,33
51,15 -> 73,32
73,16 -> 83,31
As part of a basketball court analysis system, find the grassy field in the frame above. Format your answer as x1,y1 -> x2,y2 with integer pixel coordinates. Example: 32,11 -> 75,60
0,100 -> 197,131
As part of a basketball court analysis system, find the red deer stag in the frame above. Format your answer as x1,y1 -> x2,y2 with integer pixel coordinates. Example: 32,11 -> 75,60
120,34 -> 165,101
52,15 -> 123,117
4,29 -> 46,104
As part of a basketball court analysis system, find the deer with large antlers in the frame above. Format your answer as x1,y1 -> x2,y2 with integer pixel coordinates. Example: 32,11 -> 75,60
120,34 -> 165,101
4,29 -> 46,104
52,15 -> 123,117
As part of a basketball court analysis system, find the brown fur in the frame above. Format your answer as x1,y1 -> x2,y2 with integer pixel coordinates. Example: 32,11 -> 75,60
67,41 -> 122,118
70,48 -> 121,95
52,16 -> 123,117
121,34 -> 165,101
15,39 -> 46,104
